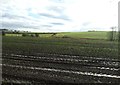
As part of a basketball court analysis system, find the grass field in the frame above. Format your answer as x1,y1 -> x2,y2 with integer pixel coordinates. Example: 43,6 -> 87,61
5,31 -> 110,39
2,31 -> 119,84
57,31 -> 110,39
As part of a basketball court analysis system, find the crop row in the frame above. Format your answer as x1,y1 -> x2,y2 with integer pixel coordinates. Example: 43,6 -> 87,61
3,42 -> 118,59
2,62 -> 120,83
3,55 -> 119,75
2,36 -> 119,84
3,53 -> 120,67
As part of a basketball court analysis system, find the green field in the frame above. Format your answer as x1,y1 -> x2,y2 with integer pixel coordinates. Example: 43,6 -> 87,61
3,31 -> 118,59
57,31 -> 109,39
5,31 -> 111,39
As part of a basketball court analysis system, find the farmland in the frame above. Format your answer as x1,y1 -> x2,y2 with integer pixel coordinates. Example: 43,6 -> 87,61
57,31 -> 110,39
2,31 -> 120,84
5,31 -> 109,39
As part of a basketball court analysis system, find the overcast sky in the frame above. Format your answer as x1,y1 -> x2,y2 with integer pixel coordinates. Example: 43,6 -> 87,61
0,0 -> 119,32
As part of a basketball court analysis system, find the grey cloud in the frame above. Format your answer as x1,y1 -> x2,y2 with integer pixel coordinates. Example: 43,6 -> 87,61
47,6 -> 64,13
1,0 -> 70,31
46,28 -> 63,32
42,25 -> 52,27
39,13 -> 71,21
2,22 -> 40,29
2,13 -> 26,19
51,22 -> 64,25
2,13 -> 40,23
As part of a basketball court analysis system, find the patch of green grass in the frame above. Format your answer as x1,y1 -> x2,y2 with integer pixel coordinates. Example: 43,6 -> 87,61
57,31 -> 109,39
5,31 -> 109,39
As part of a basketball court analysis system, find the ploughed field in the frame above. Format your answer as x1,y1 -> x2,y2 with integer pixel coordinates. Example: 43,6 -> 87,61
2,36 -> 120,84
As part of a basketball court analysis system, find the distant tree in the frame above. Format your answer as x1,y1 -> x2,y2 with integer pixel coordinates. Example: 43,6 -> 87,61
35,33 -> 39,37
51,33 -> 56,37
